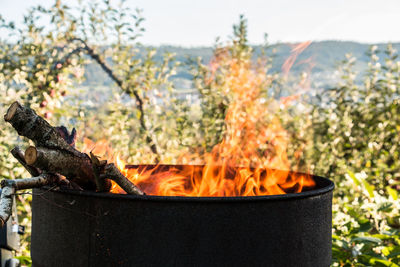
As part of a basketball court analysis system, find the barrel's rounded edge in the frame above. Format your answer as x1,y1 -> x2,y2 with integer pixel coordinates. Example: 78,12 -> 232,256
39,175 -> 334,202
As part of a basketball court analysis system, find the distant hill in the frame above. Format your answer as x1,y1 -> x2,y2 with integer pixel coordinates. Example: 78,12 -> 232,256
83,41 -> 400,88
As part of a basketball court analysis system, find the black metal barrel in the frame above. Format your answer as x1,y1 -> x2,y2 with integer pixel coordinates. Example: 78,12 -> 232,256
31,171 -> 334,267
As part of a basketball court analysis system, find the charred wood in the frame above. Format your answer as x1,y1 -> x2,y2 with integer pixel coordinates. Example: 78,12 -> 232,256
55,126 -> 77,147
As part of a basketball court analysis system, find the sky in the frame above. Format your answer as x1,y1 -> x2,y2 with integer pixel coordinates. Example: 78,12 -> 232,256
1,0 -> 399,46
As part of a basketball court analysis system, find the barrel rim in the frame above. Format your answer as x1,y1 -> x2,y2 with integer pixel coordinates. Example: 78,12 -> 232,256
42,166 -> 334,202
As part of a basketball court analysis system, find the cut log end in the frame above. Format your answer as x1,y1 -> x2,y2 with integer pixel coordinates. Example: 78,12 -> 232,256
11,146 -> 41,177
4,101 -> 20,122
25,146 -> 38,165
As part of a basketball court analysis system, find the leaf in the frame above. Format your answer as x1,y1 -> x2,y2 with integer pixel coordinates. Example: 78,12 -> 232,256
371,234 -> 396,240
358,220 -> 373,232
386,186 -> 398,200
15,255 -> 32,265
352,236 -> 382,244
382,246 -> 391,256
388,246 -> 400,258
377,202 -> 393,212
361,179 -> 375,198
370,258 -> 399,267
347,170 -> 360,186
387,216 -> 400,228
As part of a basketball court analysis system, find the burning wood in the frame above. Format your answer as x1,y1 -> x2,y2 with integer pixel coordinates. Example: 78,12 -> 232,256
0,101 -> 144,227
89,152 -> 143,195
102,163 -> 144,195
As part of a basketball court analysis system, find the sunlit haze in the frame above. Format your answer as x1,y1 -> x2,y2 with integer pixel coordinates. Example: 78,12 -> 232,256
1,0 -> 399,46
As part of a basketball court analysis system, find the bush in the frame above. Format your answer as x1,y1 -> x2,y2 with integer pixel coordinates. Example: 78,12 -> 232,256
309,45 -> 400,265
0,1 -> 399,265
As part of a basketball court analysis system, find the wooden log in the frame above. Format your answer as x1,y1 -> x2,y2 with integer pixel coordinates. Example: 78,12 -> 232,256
11,147 -> 79,190
101,163 -> 144,195
0,174 -> 58,227
90,152 -> 112,192
25,146 -> 96,190
1,174 -> 59,190
0,186 -> 15,228
4,102 -> 143,194
4,102 -> 96,189
4,101 -> 80,157
11,146 -> 41,177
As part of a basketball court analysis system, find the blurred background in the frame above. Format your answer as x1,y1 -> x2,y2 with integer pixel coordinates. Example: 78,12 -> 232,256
0,0 -> 399,266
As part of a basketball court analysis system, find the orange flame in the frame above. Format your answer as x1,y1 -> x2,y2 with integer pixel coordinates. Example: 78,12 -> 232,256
81,48 -> 315,197
281,41 -> 312,77
280,42 -> 314,107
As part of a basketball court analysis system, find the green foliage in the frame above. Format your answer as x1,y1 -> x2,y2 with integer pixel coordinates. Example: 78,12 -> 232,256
309,45 -> 400,266
0,1 -> 399,265
0,80 -> 34,261
332,171 -> 399,266
311,45 -> 400,191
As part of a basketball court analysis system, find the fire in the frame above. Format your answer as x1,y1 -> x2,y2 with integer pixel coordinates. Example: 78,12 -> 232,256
280,41 -> 314,107
81,45 -> 315,197
281,41 -> 312,77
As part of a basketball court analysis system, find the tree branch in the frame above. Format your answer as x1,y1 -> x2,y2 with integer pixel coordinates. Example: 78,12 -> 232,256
70,37 -> 159,157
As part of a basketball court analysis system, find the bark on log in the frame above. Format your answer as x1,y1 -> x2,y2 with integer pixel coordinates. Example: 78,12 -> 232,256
5,102 -> 96,189
4,101 -> 80,157
25,146 -> 96,190
90,152 -> 112,192
11,147 -> 74,189
0,186 -> 15,228
1,174 -> 59,190
101,163 -> 144,195
0,174 -> 58,227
